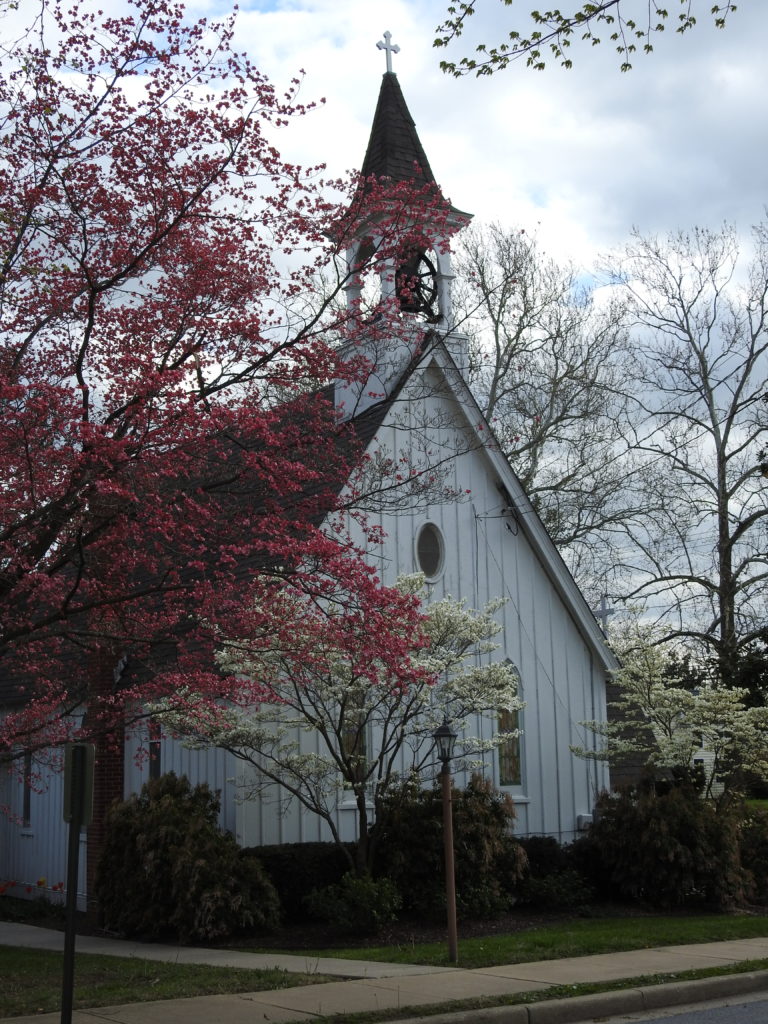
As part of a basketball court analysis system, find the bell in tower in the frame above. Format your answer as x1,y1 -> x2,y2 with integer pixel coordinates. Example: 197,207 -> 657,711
396,249 -> 439,320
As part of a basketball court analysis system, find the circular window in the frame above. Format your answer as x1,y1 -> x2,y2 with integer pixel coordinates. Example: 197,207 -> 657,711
416,523 -> 444,579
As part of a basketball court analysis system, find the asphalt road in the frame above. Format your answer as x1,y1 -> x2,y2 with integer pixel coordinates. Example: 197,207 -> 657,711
597,993 -> 768,1023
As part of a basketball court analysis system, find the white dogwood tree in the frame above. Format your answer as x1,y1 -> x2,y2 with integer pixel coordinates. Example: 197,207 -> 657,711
574,617 -> 768,805
159,576 -> 522,874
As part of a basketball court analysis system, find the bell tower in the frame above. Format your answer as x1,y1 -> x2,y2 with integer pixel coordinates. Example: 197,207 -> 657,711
336,33 -> 472,417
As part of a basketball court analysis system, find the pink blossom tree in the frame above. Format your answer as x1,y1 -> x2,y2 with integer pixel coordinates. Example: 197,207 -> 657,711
0,0 -> 456,763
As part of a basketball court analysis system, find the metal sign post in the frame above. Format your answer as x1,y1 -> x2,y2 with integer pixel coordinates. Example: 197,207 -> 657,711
61,743 -> 94,1024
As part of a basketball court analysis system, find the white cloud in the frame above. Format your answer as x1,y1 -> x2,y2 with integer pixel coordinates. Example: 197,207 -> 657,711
227,0 -> 767,270
11,0 -> 763,269
296,4 -> 768,260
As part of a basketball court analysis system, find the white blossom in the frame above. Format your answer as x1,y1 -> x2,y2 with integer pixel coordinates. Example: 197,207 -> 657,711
157,574 -> 523,872
573,616 -> 768,802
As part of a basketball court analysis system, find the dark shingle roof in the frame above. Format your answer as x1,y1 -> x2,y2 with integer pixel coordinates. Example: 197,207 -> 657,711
361,73 -> 437,186
358,72 -> 469,224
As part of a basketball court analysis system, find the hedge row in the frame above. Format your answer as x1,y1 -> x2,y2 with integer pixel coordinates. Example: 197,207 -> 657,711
95,773 -> 768,942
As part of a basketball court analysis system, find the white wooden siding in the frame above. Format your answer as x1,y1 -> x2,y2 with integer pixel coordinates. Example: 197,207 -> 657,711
1,348 -> 612,905
124,730 -> 238,838
233,354 -> 610,847
1,754 -> 87,910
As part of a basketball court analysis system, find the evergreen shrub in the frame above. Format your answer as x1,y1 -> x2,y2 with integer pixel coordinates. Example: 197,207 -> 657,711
586,784 -> 746,909
514,835 -> 594,909
739,808 -> 768,904
304,873 -> 402,935
516,835 -> 568,875
242,842 -> 354,922
96,773 -> 280,942
373,774 -> 527,919
372,785 -> 443,916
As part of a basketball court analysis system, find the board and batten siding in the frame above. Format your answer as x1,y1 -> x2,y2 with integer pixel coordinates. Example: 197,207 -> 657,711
123,726 -> 364,848
347,361 -> 610,842
123,733 -> 238,838
1,753 -> 88,910
232,355 -> 609,848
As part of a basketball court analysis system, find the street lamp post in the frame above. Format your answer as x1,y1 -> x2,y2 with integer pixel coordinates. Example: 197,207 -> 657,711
433,721 -> 458,964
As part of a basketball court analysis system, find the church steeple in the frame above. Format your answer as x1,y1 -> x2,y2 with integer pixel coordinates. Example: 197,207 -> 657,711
360,71 -> 438,190
344,33 -> 471,330
335,34 -> 471,418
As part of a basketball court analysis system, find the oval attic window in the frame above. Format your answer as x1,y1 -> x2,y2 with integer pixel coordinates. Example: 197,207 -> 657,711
416,523 -> 444,579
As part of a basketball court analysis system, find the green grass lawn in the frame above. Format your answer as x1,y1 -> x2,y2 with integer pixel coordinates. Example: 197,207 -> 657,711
0,947 -> 330,1018
288,912 -> 768,969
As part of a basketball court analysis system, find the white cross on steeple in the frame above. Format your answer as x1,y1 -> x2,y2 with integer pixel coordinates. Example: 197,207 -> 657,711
376,31 -> 400,74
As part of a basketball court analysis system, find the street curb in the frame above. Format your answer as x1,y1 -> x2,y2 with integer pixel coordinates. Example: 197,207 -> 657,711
389,969 -> 768,1024
639,970 -> 768,1010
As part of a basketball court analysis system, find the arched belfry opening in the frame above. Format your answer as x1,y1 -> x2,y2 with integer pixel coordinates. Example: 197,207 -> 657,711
396,248 -> 439,319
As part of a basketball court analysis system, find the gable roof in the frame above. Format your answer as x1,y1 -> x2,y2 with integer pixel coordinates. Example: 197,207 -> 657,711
352,333 -> 619,675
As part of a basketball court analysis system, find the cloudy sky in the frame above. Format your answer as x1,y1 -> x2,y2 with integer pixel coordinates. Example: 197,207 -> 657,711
192,0 -> 767,270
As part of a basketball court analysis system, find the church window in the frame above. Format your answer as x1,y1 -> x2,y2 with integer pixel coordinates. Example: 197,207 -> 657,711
148,720 -> 162,782
340,708 -> 369,789
498,709 -> 522,787
416,522 -> 444,579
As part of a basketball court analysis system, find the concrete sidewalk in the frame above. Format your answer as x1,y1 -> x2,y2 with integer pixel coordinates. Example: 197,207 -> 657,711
0,922 -> 439,979
5,922 -> 768,1024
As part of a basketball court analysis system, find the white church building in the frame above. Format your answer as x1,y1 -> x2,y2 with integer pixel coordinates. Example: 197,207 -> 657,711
3,44 -> 616,905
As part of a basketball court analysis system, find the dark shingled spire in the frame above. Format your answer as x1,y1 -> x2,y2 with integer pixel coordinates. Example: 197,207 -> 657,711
361,72 -> 437,187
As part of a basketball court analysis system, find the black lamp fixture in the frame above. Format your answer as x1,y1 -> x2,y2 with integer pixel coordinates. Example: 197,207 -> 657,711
432,718 -> 459,963
433,720 -> 457,767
